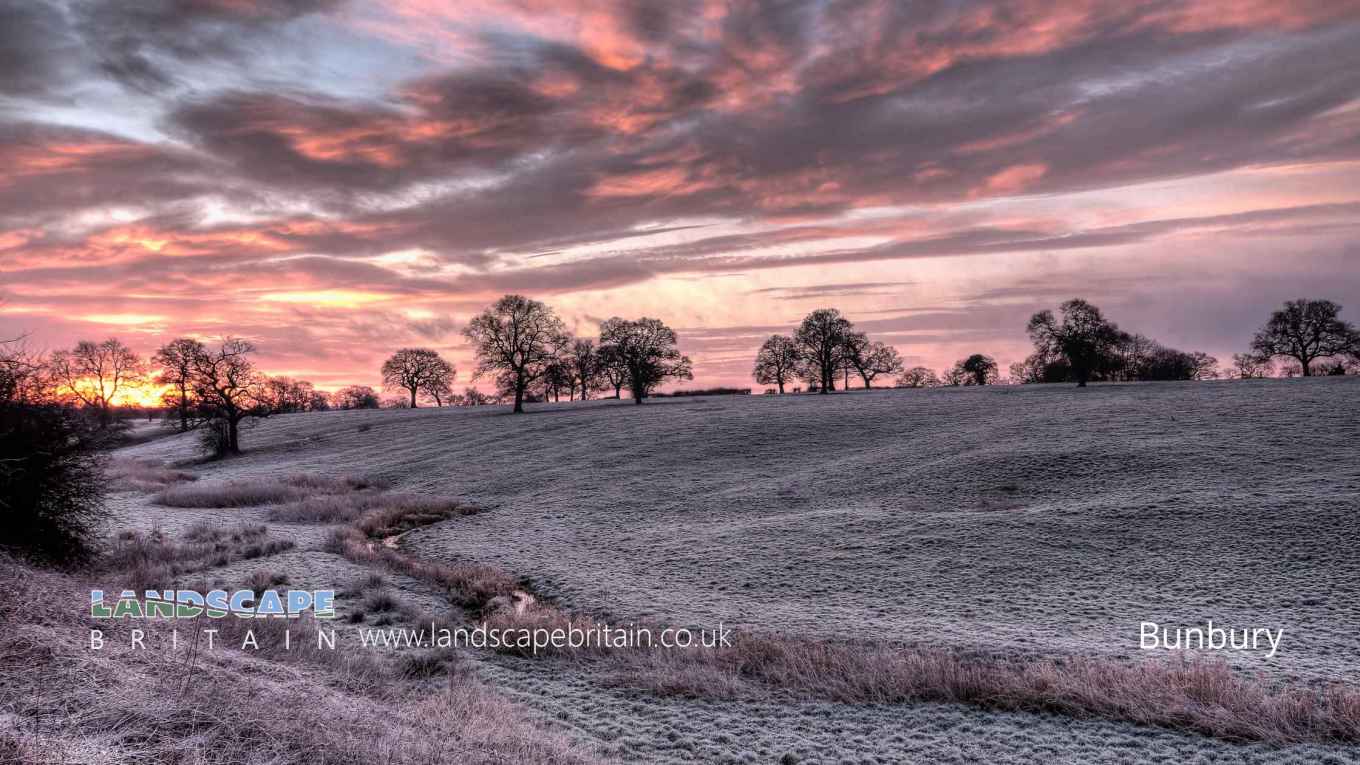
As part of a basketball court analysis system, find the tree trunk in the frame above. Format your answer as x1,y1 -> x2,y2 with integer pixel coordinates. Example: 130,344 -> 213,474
178,382 -> 190,432
1300,355 -> 1312,376
777,380 -> 785,394
228,417 -> 241,454
513,383 -> 525,413
409,388 -> 418,408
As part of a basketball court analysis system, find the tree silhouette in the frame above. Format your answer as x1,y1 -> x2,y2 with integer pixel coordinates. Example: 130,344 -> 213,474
752,334 -> 802,394
464,295 -> 567,413
1232,353 -> 1274,379
260,377 -> 327,414
598,317 -> 693,404
381,348 -> 455,408
1251,299 -> 1358,377
844,333 -> 904,389
597,343 -> 628,399
189,337 -> 265,455
566,339 -> 605,401
795,309 -> 853,394
1,342 -> 106,563
49,338 -> 145,426
897,366 -> 940,388
153,338 -> 206,432
334,385 -> 380,410
953,354 -> 998,386
1027,299 -> 1123,387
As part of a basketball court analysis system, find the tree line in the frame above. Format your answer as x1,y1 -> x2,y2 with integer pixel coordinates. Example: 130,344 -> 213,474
753,298 -> 1360,392
0,294 -> 698,458
753,308 -> 1004,392
4,295 -> 1357,460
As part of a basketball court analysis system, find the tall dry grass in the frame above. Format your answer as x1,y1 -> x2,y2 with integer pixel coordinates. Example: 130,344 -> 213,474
107,457 -> 197,493
609,636 -> 1360,744
0,552 -> 602,764
153,473 -> 386,509
104,525 -> 295,592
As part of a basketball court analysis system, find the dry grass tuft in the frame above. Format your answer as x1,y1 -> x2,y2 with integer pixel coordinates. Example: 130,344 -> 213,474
267,493 -> 377,523
103,525 -> 295,592
153,473 -> 385,508
353,494 -> 478,538
106,457 -> 198,493
327,525 -> 517,610
605,635 -> 1360,744
266,491 -> 467,526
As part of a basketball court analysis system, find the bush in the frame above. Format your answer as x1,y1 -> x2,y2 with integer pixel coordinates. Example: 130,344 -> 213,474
0,402 -> 107,564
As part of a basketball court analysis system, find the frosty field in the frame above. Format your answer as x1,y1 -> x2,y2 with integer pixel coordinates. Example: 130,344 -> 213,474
114,377 -> 1360,762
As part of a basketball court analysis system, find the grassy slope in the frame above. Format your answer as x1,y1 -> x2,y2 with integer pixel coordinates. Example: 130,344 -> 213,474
92,378 -> 1360,763
123,378 -> 1360,683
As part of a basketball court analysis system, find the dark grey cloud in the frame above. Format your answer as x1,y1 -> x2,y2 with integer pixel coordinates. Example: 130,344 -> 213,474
145,9 -> 1360,266
77,0 -> 343,93
0,122 -> 216,228
0,1 -> 81,97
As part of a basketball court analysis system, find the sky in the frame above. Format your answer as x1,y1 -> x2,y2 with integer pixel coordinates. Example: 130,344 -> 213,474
2,0 -> 1359,396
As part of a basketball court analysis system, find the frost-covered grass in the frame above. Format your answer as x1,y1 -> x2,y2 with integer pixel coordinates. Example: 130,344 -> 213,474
0,553 -> 603,765
110,377 -> 1360,762
309,471 -> 1360,745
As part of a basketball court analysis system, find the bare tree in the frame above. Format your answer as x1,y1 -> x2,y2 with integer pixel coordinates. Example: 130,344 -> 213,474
260,377 -> 324,414
1187,351 -> 1219,380
334,385 -> 381,410
50,338 -> 145,425
1251,299 -> 1358,377
153,338 -> 206,432
464,295 -> 568,413
844,334 -> 904,389
426,376 -> 454,406
1232,353 -> 1274,379
0,335 -> 47,405
381,348 -> 455,408
752,334 -> 802,394
1027,299 -> 1123,387
539,357 -> 573,402
953,354 -> 998,386
566,339 -> 605,401
795,309 -> 853,394
598,317 -> 693,404
460,386 -> 492,406
190,338 -> 266,455
597,343 -> 628,399
897,366 -> 940,388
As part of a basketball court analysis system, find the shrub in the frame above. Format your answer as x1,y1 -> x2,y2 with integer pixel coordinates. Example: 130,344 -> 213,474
0,402 -> 107,564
